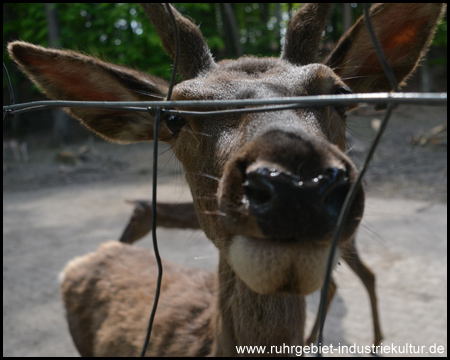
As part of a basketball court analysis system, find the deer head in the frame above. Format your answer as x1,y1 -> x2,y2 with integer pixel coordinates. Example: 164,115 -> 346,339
8,3 -> 443,301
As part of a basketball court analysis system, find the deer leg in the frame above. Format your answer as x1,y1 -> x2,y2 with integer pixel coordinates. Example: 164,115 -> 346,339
306,277 -> 337,344
119,200 -> 152,244
343,239 -> 383,347
119,201 -> 200,244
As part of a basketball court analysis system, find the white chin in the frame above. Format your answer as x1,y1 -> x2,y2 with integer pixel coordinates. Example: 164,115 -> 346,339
228,235 -> 339,295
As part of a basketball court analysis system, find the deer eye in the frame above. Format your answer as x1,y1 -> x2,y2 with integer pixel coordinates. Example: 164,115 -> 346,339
333,86 -> 352,116
164,114 -> 186,136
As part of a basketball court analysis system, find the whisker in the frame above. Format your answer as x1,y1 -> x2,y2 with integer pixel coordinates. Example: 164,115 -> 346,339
331,61 -> 384,72
329,58 -> 354,71
187,172 -> 220,182
127,88 -> 165,99
345,145 -> 355,155
203,210 -> 227,217
360,223 -> 385,243
341,75 -> 368,82
158,145 -> 176,156
182,127 -> 200,143
182,127 -> 213,139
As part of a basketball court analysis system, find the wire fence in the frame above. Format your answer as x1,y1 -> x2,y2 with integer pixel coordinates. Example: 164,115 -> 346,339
2,3 -> 447,357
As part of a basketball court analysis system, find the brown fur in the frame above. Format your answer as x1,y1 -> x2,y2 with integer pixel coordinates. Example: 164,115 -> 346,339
8,3 -> 445,357
119,201 -> 383,346
60,242 -> 215,356
282,3 -> 332,65
119,201 -> 200,244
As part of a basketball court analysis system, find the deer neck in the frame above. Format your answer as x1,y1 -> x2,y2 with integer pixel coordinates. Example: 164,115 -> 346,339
213,255 -> 306,356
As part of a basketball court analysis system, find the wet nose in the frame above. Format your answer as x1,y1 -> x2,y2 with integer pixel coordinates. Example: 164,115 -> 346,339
243,166 -> 349,239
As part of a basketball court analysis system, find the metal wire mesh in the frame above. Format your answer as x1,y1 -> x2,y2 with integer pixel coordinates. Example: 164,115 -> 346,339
2,3 -> 447,357
3,92 -> 447,116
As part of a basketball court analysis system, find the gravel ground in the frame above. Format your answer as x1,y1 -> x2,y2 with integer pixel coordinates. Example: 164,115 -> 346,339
3,104 -> 447,356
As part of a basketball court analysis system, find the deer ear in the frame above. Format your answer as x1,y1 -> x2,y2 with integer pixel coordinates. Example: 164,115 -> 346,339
282,3 -> 332,66
325,3 -> 445,93
8,41 -> 172,143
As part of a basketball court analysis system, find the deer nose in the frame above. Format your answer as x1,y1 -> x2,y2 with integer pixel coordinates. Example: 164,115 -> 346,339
243,166 -> 349,239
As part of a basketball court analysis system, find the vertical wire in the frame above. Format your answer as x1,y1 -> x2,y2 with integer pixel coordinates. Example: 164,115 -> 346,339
3,63 -> 15,125
3,63 -> 15,106
140,3 -> 180,357
362,4 -> 399,92
315,104 -> 394,356
140,108 -> 162,357
165,2 -> 180,102
315,4 -> 398,355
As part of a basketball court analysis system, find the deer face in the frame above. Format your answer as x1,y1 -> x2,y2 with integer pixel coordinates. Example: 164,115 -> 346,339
167,57 -> 362,294
8,3 -> 444,295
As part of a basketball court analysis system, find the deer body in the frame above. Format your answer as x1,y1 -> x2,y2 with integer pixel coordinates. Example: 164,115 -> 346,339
118,200 -> 382,347
60,241 -> 216,356
8,3 -> 444,357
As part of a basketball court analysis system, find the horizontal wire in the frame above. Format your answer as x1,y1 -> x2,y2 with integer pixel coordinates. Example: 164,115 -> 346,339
2,3 -> 447,359
3,92 -> 447,116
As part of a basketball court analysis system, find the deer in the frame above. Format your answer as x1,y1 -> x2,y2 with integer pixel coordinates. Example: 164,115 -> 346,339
118,199 -> 382,347
8,3 -> 444,357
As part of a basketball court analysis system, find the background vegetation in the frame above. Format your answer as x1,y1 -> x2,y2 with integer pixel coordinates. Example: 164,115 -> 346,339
3,3 -> 447,141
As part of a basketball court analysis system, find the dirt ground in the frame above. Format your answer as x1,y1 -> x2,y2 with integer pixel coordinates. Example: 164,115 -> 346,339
3,104 -> 447,357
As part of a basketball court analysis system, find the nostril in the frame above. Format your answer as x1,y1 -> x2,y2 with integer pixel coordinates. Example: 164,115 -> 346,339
316,167 -> 347,201
234,164 -> 356,240
243,168 -> 275,207
243,166 -> 348,208
318,167 -> 350,220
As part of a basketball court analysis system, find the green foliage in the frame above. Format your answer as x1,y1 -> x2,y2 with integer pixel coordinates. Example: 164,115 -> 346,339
4,3 -> 447,86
